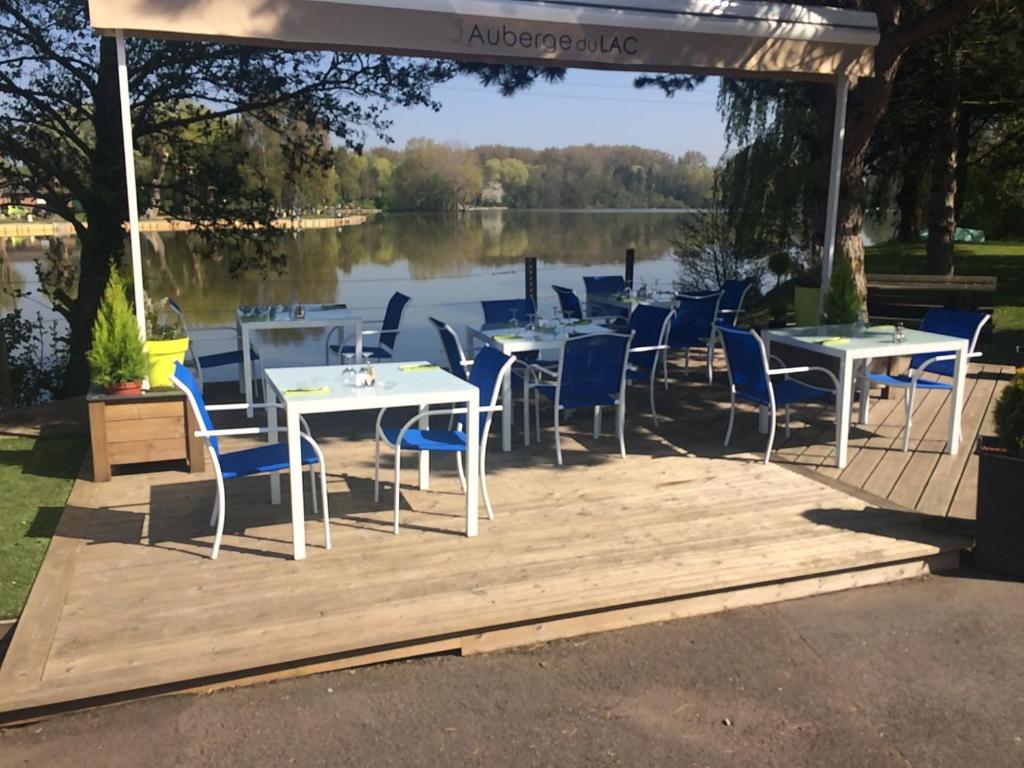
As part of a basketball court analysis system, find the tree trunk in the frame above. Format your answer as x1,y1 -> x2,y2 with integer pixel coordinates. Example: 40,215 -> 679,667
925,63 -> 961,276
895,142 -> 927,241
61,36 -> 129,396
953,109 -> 971,222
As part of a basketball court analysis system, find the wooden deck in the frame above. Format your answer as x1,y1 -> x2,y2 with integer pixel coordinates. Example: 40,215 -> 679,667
1,355 -> 1006,720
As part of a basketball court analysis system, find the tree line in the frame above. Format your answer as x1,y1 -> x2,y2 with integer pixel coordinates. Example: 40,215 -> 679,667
240,132 -> 714,213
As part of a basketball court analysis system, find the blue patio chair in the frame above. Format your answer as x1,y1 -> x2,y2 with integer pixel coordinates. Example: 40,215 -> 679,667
864,308 -> 990,451
626,304 -> 674,425
718,325 -> 838,465
169,362 -> 330,559
481,298 -> 535,326
429,317 -> 472,380
373,346 -> 516,533
167,298 -> 261,391
667,292 -> 722,385
583,275 -> 628,323
717,278 -> 753,327
326,292 -> 410,363
527,332 -> 634,465
552,285 -> 584,320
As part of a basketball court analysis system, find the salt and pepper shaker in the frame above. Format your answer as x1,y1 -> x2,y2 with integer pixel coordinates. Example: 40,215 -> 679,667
893,321 -> 906,344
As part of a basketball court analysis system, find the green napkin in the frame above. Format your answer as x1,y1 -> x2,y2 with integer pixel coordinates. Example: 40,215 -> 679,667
493,334 -> 522,342
399,363 -> 440,372
284,386 -> 330,396
814,337 -> 850,346
870,324 -> 895,332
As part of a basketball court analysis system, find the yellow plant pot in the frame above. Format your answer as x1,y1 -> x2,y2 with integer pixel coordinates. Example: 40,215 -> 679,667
145,337 -> 189,389
793,286 -> 821,327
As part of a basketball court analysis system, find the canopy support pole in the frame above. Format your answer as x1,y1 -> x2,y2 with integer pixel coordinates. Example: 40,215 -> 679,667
115,30 -> 147,340
819,75 -> 849,319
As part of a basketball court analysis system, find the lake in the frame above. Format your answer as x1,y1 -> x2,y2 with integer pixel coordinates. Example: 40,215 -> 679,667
3,210 -> 695,379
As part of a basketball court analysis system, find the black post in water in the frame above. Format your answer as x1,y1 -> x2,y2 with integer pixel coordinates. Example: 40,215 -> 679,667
524,257 -> 538,310
625,248 -> 636,290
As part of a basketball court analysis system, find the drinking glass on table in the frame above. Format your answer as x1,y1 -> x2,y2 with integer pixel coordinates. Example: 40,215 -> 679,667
341,353 -> 356,386
508,308 -> 520,331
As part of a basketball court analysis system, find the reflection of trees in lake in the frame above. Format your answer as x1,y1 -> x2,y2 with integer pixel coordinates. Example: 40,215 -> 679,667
32,211 -> 688,326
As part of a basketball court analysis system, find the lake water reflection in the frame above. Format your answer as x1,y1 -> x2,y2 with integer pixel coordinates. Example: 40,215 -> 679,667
5,210 -> 690,378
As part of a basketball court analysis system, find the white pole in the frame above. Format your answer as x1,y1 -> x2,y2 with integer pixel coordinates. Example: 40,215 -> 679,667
115,31 -> 147,340
820,75 -> 849,319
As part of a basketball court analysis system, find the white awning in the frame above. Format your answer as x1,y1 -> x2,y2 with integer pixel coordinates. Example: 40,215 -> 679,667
88,0 -> 879,80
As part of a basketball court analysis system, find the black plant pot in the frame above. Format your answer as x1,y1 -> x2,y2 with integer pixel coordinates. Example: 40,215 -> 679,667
975,436 -> 1024,580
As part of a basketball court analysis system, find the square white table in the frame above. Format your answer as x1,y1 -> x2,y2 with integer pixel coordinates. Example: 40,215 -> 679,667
235,304 -> 363,414
466,320 -> 613,450
761,324 -> 969,469
264,362 -> 481,560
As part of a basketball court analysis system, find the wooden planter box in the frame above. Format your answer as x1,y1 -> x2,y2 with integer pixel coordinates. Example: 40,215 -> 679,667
87,388 -> 204,482
975,436 -> 1024,580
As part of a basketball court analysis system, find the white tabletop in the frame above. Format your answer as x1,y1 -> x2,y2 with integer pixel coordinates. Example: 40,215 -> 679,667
265,361 -> 477,413
763,324 -> 969,359
469,320 -> 614,354
237,303 -> 357,325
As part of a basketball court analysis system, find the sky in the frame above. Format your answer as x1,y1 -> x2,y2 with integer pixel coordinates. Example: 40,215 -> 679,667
369,69 -> 728,163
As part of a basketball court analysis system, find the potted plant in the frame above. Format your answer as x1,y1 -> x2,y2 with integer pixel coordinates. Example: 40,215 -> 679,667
793,259 -> 822,327
822,255 -> 862,325
144,297 -> 190,389
87,268 -> 148,395
975,367 -> 1024,579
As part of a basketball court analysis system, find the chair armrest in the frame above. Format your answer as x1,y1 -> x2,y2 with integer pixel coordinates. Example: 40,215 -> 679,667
195,426 -> 284,438
912,350 -> 976,380
630,344 -> 669,354
768,365 -> 840,390
206,402 -> 282,411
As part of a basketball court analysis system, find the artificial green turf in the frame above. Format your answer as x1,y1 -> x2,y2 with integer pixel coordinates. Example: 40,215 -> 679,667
0,433 -> 85,619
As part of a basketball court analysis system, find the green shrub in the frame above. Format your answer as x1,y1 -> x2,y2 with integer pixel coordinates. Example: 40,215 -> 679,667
823,256 -> 862,325
767,251 -> 792,285
86,268 -> 148,387
993,367 -> 1024,456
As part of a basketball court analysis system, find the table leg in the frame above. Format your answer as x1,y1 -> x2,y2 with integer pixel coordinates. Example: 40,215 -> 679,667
948,345 -> 968,454
236,321 -> 245,395
354,319 -> 364,360
523,372 -> 531,447
834,356 -> 853,469
287,406 -> 306,560
501,364 -> 512,452
241,324 -> 255,417
858,359 -> 871,425
418,404 -> 430,490
758,335 -> 771,433
267,377 -> 281,505
465,393 -> 480,537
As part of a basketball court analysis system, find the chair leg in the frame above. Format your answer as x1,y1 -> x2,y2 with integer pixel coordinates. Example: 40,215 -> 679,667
684,348 -> 691,372
784,405 -> 791,438
724,393 -> 737,446
455,450 -> 467,492
393,447 -> 402,534
554,407 -> 563,466
617,401 -> 626,458
209,489 -> 219,528
480,444 -> 494,521
373,431 -> 381,502
764,408 -> 777,464
523,376 -> 532,447
319,465 -> 331,550
534,389 -> 541,437
593,406 -> 602,438
903,385 -> 916,452
662,351 -> 669,390
649,373 -> 658,427
706,343 -> 714,384
211,479 -> 227,559
308,465 -> 318,519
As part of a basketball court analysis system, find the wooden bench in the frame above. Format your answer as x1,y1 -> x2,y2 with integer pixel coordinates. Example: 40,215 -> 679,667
866,274 -> 997,328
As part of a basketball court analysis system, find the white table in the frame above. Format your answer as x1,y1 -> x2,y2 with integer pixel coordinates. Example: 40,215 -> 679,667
264,362 -> 480,560
235,304 -> 363,415
762,324 -> 969,469
589,292 -> 675,315
467,320 -> 613,450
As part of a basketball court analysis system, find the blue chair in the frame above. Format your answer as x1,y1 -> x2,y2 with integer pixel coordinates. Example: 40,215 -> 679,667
864,309 -> 990,451
552,285 -> 584,320
428,317 -> 472,380
583,275 -> 628,322
167,298 -> 260,391
626,305 -> 674,425
667,292 -> 722,384
481,298 -> 535,326
527,332 -> 634,465
169,362 -> 330,559
326,292 -> 410,363
374,346 -> 516,532
717,278 -> 753,327
718,326 -> 838,464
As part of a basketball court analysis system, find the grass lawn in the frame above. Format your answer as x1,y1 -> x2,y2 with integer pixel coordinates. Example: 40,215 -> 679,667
0,432 -> 85,619
865,240 -> 1024,363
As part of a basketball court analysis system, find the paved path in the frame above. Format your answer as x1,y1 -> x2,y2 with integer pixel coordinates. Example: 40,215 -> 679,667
2,570 -> 1022,767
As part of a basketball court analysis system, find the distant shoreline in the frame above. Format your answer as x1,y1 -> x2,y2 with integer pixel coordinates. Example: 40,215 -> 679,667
0,214 -> 369,238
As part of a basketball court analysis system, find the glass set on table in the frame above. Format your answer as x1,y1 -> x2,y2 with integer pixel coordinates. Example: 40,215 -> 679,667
340,353 -> 376,387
